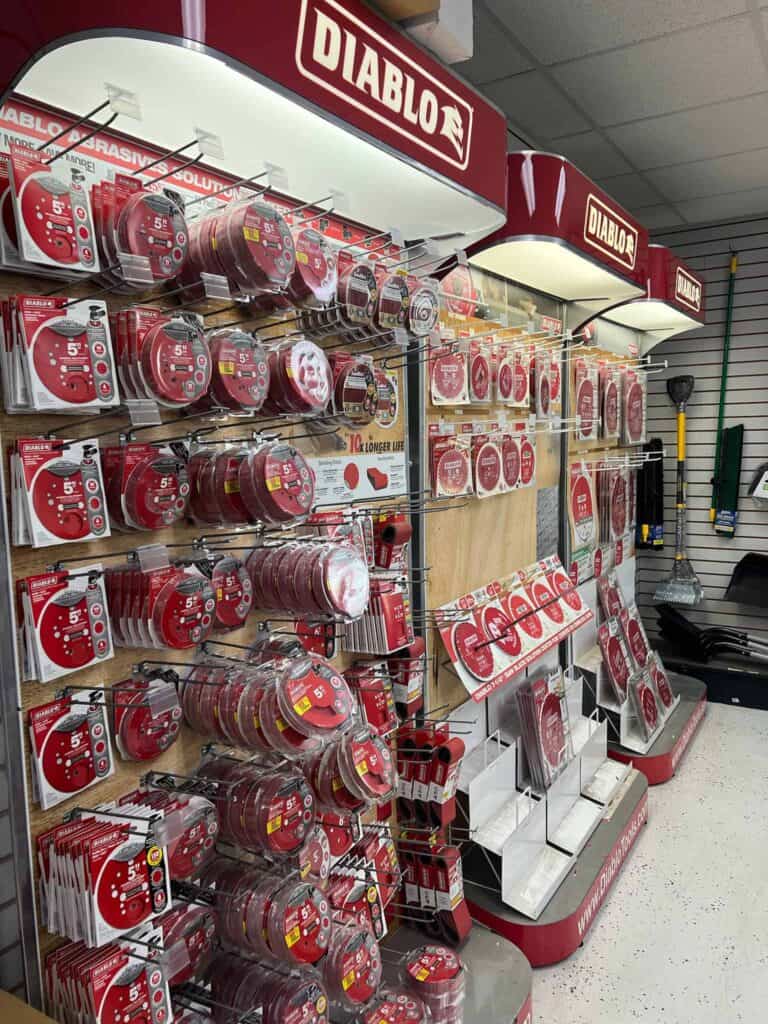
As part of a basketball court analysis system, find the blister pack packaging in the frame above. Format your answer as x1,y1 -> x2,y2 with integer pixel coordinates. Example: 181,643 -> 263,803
20,566 -> 113,683
11,295 -> 118,412
8,143 -> 99,274
598,618 -> 633,705
13,437 -> 109,547
29,690 -> 114,809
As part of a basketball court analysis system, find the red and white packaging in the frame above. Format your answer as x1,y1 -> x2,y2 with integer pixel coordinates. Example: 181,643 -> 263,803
323,923 -> 382,1009
598,619 -> 632,705
342,576 -> 413,655
597,570 -> 625,619
430,339 -> 469,406
112,677 -> 182,762
622,368 -> 647,445
647,651 -> 676,711
468,340 -> 492,404
429,431 -> 473,499
441,264 -> 477,318
387,636 -> 426,718
201,327 -> 270,412
102,443 -> 190,532
619,602 -> 652,670
200,555 -> 252,632
105,560 -> 216,650
534,348 -> 552,419
373,514 -> 412,570
44,929 -> 173,1024
8,143 -> 99,273
569,460 -> 597,553
630,672 -> 660,740
14,295 -> 118,411
472,433 -> 503,499
599,364 -> 621,441
39,803 -> 171,946
329,352 -> 378,426
519,431 -> 537,489
345,662 -> 399,737
13,437 -> 109,547
29,691 -> 114,809
573,356 -> 599,442
516,672 -> 568,789
21,566 -> 113,683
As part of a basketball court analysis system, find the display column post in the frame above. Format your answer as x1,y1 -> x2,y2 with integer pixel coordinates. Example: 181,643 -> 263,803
0,436 -> 42,1007
407,339 -> 428,713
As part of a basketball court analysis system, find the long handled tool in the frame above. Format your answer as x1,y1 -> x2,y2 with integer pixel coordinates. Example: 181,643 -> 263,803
657,604 -> 768,663
654,375 -> 703,606
710,252 -> 738,528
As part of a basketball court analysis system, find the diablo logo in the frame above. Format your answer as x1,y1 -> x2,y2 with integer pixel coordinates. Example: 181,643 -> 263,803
584,194 -> 638,271
675,267 -> 702,313
296,0 -> 474,170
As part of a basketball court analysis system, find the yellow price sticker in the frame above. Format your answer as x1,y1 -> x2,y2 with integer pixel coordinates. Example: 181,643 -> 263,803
294,695 -> 312,716
415,968 -> 429,982
224,479 -> 240,494
296,252 -> 309,265
332,776 -> 343,791
356,759 -> 368,776
243,226 -> 260,243
285,925 -> 301,948
316,997 -> 327,1014
267,815 -> 282,835
147,846 -> 163,867
219,361 -> 235,375
342,970 -> 356,991
276,716 -> 288,732
266,476 -> 282,492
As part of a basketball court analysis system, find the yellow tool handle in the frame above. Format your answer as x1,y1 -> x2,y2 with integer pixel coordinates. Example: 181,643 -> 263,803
677,410 -> 686,462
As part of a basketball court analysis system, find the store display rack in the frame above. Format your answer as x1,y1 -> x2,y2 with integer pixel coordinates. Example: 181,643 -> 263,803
607,673 -> 707,785
464,768 -> 648,967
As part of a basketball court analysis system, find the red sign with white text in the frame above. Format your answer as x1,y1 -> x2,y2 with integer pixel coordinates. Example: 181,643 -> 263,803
648,244 -> 706,323
0,0 -> 506,210
478,153 -> 649,289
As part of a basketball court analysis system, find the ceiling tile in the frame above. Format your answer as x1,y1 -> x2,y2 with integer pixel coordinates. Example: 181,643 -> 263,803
606,93 -> 768,169
595,172 -> 661,208
675,187 -> 768,223
548,130 -> 632,177
631,205 -> 685,230
481,71 -> 590,139
454,6 -> 533,85
485,0 -> 747,66
552,17 -> 768,125
646,149 -> 768,202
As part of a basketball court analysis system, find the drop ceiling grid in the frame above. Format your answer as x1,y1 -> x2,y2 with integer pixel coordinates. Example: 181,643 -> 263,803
456,1 -> 768,227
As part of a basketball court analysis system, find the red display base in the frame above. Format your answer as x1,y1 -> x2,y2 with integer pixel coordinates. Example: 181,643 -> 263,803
465,770 -> 648,967
608,674 -> 706,785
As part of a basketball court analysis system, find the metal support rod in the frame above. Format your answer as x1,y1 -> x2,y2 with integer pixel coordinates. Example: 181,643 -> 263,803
43,113 -> 119,164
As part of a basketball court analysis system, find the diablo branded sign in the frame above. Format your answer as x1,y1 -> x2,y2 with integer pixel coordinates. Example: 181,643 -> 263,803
296,0 -> 474,171
584,194 -> 638,272
674,267 -> 702,313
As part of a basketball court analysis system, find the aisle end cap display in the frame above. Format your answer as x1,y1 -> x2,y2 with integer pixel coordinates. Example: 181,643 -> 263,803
468,151 -> 649,311
603,244 -> 706,348
2,0 -> 508,248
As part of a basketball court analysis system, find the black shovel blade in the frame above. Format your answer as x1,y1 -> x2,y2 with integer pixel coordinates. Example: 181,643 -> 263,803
667,374 -> 695,406
725,552 -> 768,607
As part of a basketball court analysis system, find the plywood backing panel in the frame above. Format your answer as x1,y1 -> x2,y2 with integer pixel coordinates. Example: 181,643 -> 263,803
423,269 -> 564,714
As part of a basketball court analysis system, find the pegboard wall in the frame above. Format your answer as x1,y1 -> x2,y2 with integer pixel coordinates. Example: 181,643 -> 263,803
0,93 -> 411,1006
637,217 -> 768,649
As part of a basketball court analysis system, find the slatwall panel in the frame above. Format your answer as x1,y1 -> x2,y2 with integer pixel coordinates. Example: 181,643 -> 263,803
637,217 -> 768,646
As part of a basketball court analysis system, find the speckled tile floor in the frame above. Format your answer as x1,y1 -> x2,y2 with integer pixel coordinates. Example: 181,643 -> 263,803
533,702 -> 768,1024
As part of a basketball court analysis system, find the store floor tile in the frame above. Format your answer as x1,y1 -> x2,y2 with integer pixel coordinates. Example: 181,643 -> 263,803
532,702 -> 768,1023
